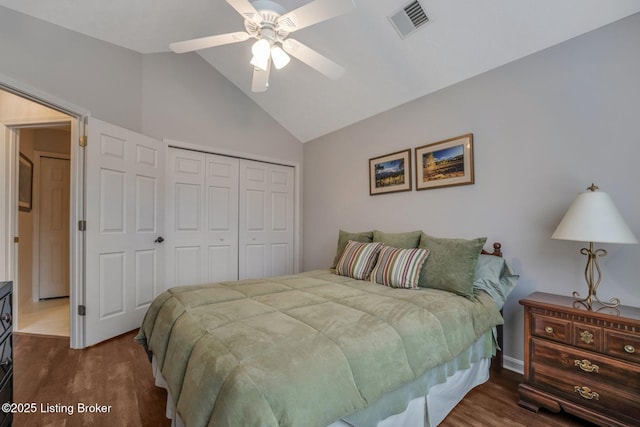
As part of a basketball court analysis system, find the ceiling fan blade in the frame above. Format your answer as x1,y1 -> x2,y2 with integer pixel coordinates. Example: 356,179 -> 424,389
252,61 -> 271,92
170,32 -> 250,53
226,0 -> 263,25
277,0 -> 355,32
283,38 -> 344,80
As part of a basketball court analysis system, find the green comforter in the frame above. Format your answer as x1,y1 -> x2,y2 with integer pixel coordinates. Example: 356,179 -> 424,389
136,269 -> 503,427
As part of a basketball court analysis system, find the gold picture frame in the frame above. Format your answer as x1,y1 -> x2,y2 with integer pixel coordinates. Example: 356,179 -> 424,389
415,134 -> 474,190
369,149 -> 412,195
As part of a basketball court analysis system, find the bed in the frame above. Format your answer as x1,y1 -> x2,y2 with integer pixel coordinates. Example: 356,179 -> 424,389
136,231 -> 518,427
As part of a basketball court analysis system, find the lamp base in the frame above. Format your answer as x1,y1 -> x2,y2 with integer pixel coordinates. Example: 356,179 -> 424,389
572,242 -> 620,310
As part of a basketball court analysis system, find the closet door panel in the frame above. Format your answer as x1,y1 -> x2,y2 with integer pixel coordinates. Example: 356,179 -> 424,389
166,149 -> 206,287
172,246 -> 200,286
269,167 -> 294,276
240,164 -> 267,279
166,149 -> 240,287
239,160 -> 294,280
205,155 -> 239,282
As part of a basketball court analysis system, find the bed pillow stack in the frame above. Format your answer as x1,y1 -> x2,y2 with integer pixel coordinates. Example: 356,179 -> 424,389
332,230 -> 491,297
334,230 -> 429,289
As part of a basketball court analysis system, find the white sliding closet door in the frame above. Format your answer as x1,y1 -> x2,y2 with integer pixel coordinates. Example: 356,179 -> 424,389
166,148 -> 239,287
239,160 -> 294,280
85,118 -> 165,347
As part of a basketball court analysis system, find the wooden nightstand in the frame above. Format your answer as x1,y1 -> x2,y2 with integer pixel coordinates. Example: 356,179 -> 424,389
518,292 -> 640,427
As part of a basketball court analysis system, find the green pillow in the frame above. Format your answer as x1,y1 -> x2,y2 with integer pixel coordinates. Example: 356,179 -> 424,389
331,230 -> 374,268
372,230 -> 421,249
473,254 -> 519,309
418,232 -> 487,298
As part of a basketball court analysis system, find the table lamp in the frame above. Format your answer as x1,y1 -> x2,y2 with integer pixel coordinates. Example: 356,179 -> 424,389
552,184 -> 638,309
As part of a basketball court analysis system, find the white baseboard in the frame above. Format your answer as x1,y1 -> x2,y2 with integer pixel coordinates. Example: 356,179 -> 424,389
503,355 -> 524,375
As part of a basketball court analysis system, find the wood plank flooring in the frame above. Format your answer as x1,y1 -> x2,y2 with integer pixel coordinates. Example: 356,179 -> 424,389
14,331 -> 170,427
14,330 -> 597,426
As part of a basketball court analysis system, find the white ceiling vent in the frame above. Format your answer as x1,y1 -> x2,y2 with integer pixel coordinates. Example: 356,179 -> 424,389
388,1 -> 429,39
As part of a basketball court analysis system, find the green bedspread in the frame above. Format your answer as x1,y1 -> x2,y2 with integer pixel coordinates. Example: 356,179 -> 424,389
136,269 -> 503,427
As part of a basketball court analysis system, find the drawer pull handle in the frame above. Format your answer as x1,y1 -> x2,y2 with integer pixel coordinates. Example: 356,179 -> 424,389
1,313 -> 10,323
574,386 -> 599,400
574,359 -> 599,373
580,330 -> 594,344
544,326 -> 554,334
624,344 -> 636,354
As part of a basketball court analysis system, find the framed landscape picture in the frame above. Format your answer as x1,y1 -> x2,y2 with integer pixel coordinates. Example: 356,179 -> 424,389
415,134 -> 474,190
369,149 -> 411,195
18,153 -> 33,212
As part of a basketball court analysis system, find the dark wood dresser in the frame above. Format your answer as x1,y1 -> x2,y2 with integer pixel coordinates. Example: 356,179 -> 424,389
518,292 -> 640,427
0,282 -> 11,427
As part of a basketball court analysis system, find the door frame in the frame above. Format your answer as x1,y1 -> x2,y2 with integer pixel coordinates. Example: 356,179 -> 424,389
0,76 -> 88,349
32,150 -> 71,302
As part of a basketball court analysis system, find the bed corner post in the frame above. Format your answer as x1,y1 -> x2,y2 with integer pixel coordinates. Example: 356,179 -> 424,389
492,242 -> 503,257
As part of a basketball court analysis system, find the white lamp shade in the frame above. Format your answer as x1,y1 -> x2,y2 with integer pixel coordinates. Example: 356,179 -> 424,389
552,189 -> 639,244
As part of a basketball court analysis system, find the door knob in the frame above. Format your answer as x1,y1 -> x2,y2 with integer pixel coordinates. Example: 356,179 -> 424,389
154,236 -> 165,243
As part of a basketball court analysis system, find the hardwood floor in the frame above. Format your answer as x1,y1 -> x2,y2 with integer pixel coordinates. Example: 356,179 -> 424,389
13,330 -> 597,426
14,331 -> 170,427
440,368 -> 596,427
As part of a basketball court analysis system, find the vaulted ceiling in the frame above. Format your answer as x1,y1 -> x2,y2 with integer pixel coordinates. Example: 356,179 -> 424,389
2,0 -> 639,142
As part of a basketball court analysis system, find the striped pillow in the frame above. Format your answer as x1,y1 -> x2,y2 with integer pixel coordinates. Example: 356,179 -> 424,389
335,240 -> 384,280
370,245 -> 430,289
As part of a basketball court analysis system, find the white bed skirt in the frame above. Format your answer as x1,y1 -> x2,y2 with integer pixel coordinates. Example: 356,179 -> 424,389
151,333 -> 493,427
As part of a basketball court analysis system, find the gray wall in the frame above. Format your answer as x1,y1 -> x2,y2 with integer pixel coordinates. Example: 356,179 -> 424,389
0,6 -> 142,131
303,13 -> 640,368
141,53 -> 301,162
0,6 -> 302,164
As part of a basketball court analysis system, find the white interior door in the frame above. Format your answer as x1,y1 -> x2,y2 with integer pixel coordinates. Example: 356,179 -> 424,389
38,157 -> 70,299
166,148 -> 239,287
239,160 -> 294,279
85,118 -> 165,347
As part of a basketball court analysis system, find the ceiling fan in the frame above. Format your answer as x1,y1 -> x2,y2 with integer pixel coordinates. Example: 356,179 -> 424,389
170,0 -> 356,92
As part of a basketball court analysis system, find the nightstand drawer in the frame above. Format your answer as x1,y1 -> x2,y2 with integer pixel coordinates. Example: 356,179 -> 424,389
531,338 -> 640,394
573,322 -> 602,352
531,313 -> 571,344
604,330 -> 640,364
531,364 -> 640,422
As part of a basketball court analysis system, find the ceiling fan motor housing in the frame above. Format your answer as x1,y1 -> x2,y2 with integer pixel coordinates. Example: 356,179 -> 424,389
245,0 -> 290,45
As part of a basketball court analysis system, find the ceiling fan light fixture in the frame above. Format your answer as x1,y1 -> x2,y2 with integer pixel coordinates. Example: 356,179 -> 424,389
271,45 -> 290,69
251,38 -> 271,58
250,54 -> 270,71
250,39 -> 271,70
